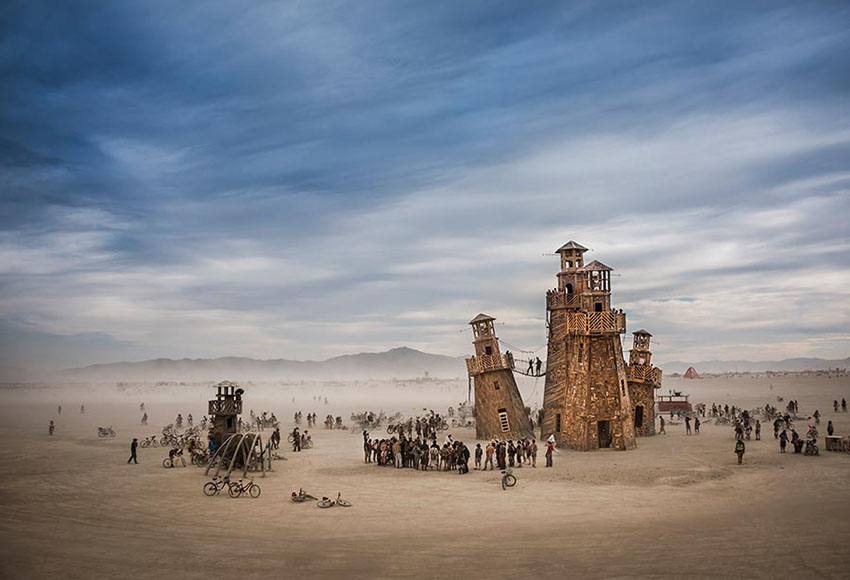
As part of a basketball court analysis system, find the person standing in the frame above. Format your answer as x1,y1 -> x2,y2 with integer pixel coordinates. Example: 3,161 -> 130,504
474,443 -> 483,470
755,420 -> 761,441
80,405 -> 85,415
484,442 -> 495,470
694,417 -> 700,435
48,420 -> 55,436
779,429 -> 788,453
545,439 -> 554,467
827,420 -> 834,437
291,427 -> 301,452
57,405 -> 62,415
128,438 -> 138,464
735,438 -> 745,465
530,439 -> 538,467
535,357 -> 542,376
685,416 -> 692,435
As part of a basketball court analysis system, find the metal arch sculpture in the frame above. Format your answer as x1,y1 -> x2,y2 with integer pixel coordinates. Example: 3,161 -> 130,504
205,432 -> 270,479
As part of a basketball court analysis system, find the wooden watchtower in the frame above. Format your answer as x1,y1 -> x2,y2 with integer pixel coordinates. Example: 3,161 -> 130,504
541,241 -> 636,451
465,314 -> 533,441
626,330 -> 663,436
209,380 -> 243,449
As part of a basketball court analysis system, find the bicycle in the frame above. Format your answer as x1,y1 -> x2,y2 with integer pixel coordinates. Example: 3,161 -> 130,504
162,451 -> 187,468
290,488 -> 318,503
203,476 -> 231,496
317,492 -> 352,508
228,479 -> 261,498
501,469 -> 517,490
139,436 -> 159,448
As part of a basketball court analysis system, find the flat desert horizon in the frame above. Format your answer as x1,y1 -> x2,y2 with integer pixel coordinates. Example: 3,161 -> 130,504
1,373 -> 848,579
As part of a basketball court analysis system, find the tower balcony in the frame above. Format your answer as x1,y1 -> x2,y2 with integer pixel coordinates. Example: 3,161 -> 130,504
466,354 -> 513,376
626,364 -> 663,386
209,398 -> 242,416
565,311 -> 626,335
546,289 -> 582,310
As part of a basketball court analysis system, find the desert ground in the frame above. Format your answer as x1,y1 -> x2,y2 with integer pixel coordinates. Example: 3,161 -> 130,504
1,374 -> 849,580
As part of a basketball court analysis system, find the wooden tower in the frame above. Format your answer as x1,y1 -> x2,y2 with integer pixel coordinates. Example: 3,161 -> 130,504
541,241 -> 636,451
626,330 -> 663,437
465,313 -> 534,441
208,380 -> 243,449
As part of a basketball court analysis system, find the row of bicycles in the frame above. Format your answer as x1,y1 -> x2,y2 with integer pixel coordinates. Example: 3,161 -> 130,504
291,488 -> 351,508
203,476 -> 262,498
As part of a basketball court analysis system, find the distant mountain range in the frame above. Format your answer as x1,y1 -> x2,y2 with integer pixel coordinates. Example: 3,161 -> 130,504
2,349 -> 847,383
659,357 -> 850,375
49,347 -> 467,382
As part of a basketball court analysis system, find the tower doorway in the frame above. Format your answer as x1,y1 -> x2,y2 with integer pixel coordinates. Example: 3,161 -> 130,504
597,420 -> 612,448
634,406 -> 644,428
594,302 -> 603,312
566,283 -> 573,294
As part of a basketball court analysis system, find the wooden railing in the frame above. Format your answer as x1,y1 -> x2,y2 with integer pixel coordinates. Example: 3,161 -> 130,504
466,354 -> 513,376
546,289 -> 582,310
209,398 -> 243,416
564,311 -> 626,334
626,365 -> 663,385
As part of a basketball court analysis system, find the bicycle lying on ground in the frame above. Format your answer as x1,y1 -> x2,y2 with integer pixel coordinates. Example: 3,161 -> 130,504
501,469 -> 517,490
203,476 -> 231,496
317,492 -> 351,508
290,488 -> 318,503
228,478 -> 261,498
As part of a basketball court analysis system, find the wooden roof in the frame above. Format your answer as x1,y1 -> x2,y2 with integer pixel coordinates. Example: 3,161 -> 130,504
578,259 -> 613,272
556,240 -> 588,252
633,329 -> 652,336
469,313 -> 495,324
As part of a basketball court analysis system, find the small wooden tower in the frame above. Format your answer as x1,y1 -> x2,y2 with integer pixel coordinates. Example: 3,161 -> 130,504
541,241 -> 636,451
208,380 -> 243,449
465,313 -> 533,440
626,330 -> 663,437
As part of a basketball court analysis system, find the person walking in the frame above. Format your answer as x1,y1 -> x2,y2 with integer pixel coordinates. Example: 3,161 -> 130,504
527,359 -> 534,374
685,416 -> 692,435
755,420 -> 761,441
779,429 -> 788,453
545,436 -> 555,467
48,420 -> 55,436
57,405 -> 62,415
474,443 -> 483,470
734,438 -> 745,465
128,438 -> 138,464
291,427 -> 301,452
694,417 -> 700,435
535,357 -> 542,376
659,416 -> 666,434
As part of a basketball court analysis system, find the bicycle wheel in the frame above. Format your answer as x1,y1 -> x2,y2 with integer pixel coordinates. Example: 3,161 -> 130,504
228,484 -> 242,498
248,485 -> 261,498
504,474 -> 517,488
317,499 -> 334,508
336,498 -> 351,507
203,482 -> 218,496
152,440 -> 159,447
162,458 -> 172,468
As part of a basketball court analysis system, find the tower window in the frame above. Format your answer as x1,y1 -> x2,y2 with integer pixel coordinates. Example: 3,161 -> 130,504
498,408 -> 510,433
556,413 -> 562,432
485,345 -> 493,355
578,343 -> 583,363
493,380 -> 500,391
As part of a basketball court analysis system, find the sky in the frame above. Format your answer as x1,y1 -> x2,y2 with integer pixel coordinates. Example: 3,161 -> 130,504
2,0 -> 850,372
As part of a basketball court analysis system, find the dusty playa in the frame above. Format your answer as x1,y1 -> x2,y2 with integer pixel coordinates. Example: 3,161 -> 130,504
1,374 -> 848,580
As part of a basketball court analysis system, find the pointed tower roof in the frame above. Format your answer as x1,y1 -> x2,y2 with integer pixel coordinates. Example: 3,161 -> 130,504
556,240 -> 588,252
578,260 -> 613,272
633,329 -> 652,337
469,313 -> 495,325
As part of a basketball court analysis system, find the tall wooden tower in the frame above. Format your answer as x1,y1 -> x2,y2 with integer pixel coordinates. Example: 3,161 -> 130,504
541,241 -> 636,451
626,330 -> 663,437
465,313 -> 534,440
208,380 -> 243,449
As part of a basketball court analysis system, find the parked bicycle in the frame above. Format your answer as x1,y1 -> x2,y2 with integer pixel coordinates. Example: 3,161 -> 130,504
228,478 -> 261,498
139,435 -> 159,448
317,492 -> 351,508
162,450 -> 186,468
290,488 -> 318,503
501,469 -> 517,490
203,476 -> 231,496
97,426 -> 116,438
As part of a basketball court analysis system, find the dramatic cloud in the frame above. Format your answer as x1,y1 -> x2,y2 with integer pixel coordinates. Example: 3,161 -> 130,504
1,0 -> 849,370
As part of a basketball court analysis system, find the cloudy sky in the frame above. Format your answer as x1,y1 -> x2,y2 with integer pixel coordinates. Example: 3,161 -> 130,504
2,0 -> 849,371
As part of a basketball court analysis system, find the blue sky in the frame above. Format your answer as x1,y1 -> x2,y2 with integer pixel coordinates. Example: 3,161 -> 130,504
2,0 -> 849,370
